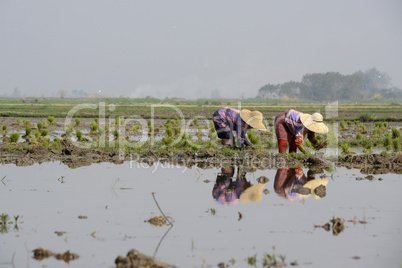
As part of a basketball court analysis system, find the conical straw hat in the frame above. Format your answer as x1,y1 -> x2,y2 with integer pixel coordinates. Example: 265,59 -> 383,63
300,113 -> 328,134
240,109 -> 267,131
239,183 -> 267,203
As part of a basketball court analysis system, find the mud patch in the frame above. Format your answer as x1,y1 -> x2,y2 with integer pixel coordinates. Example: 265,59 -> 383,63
115,249 -> 176,268
33,248 -> 79,263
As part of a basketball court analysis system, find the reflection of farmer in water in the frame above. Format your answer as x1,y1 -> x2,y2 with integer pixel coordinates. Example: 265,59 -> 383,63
212,166 -> 269,205
274,167 -> 328,201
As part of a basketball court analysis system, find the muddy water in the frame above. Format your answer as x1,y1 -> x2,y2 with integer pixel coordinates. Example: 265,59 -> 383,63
0,161 -> 401,267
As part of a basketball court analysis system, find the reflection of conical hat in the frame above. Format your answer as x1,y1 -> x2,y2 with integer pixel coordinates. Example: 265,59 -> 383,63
302,178 -> 328,199
240,109 -> 267,131
300,113 -> 328,134
239,183 -> 267,203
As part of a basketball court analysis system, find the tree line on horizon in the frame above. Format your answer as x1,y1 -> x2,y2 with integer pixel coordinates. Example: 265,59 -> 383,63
256,68 -> 402,101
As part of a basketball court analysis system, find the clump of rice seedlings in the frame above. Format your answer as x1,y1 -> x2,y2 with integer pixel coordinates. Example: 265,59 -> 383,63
193,118 -> 198,126
330,118 -> 335,125
176,133 -> 192,148
384,122 -> 388,128
372,127 -> 381,137
34,131 -> 40,139
23,119 -> 31,127
266,139 -> 275,149
383,133 -> 392,149
52,141 -> 60,149
0,213 -> 10,224
148,125 -> 154,135
346,120 -> 352,127
43,120 -> 49,129
37,122 -> 43,131
358,113 -> 374,122
392,128 -> 401,139
2,125 -> 7,133
375,122 -> 383,128
47,116 -> 55,124
16,118 -> 21,125
247,130 -> 261,145
147,119 -> 152,127
359,123 -> 367,133
165,126 -> 173,137
393,139 -> 401,152
41,129 -> 49,137
209,121 -> 216,132
363,142 -> 373,154
174,127 -> 182,136
64,123 -> 73,137
25,127 -> 31,137
89,121 -> 98,133
174,116 -> 180,125
130,125 -> 141,133
340,143 -> 351,154
166,118 -> 171,124
354,120 -> 359,126
42,140 -> 49,148
76,130 -> 83,141
112,129 -> 119,139
162,136 -> 173,145
10,133 -> 20,143
339,120 -> 346,130
75,118 -> 80,126
356,133 -> 362,140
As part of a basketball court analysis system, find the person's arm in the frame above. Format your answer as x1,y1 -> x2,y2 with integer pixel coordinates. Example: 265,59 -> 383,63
308,134 -> 325,150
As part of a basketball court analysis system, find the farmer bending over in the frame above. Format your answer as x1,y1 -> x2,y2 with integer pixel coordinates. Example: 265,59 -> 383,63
274,109 -> 328,154
212,107 -> 266,150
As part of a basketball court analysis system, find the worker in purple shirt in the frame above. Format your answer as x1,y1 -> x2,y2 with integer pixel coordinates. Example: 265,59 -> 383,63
212,107 -> 266,150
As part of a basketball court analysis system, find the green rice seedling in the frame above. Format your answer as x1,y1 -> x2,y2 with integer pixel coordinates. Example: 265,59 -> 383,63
174,127 -> 182,136
165,123 -> 172,129
359,123 -> 367,133
25,127 -> 31,136
339,120 -> 346,130
103,124 -> 109,133
47,116 -> 55,124
384,122 -> 388,128
2,125 -> 7,133
148,125 -> 154,134
162,136 -> 173,145
392,128 -> 401,139
41,129 -> 48,137
89,121 -> 98,133
363,142 -> 373,154
23,119 -> 31,127
372,127 -> 381,137
65,123 -> 73,137
75,118 -> 80,126
209,121 -> 216,132
10,133 -> 20,143
247,130 -> 261,145
340,143 -> 351,154
356,133 -> 362,140
54,137 -> 60,143
16,118 -> 21,124
330,118 -> 335,125
393,138 -> 400,152
266,139 -> 275,149
193,118 -> 198,126
130,125 -> 141,132
43,120 -> 49,129
42,140 -> 49,148
174,116 -> 180,125
316,135 -> 322,141
76,130 -> 83,141
222,147 -> 235,156
0,213 -> 9,224
166,118 -> 171,124
358,112 -> 373,122
34,131 -> 40,139
112,129 -> 119,139
37,122 -> 43,131
52,141 -> 60,149
354,120 -> 359,126
347,120 -> 352,127
165,127 -> 173,137
147,119 -> 151,127
94,117 -> 99,123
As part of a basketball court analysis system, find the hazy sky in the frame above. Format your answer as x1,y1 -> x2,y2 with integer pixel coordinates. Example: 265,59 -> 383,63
1,0 -> 401,99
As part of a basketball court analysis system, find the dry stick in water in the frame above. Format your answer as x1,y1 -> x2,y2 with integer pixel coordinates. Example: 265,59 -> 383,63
151,192 -> 173,226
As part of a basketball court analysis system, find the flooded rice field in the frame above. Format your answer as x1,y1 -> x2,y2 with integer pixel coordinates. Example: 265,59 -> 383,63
1,160 -> 401,267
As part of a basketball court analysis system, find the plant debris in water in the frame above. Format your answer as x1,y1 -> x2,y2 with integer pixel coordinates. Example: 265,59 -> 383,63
33,248 -> 79,263
115,249 -> 176,268
147,216 -> 168,226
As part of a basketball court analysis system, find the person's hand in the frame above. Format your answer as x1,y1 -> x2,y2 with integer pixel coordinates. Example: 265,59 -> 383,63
314,142 -> 325,150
